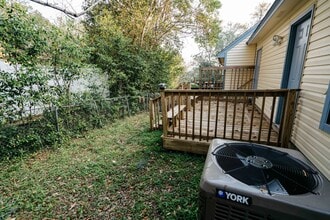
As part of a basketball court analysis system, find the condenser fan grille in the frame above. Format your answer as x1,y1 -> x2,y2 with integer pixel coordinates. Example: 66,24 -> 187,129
212,143 -> 319,195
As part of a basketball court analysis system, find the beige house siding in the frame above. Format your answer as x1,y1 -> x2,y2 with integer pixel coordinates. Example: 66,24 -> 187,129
224,35 -> 256,90
291,0 -> 330,180
253,1 -> 314,119
255,1 -> 315,90
251,0 -> 330,180
226,36 -> 256,66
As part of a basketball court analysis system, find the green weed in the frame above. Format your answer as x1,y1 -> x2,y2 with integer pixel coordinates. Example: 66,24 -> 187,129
0,113 -> 205,219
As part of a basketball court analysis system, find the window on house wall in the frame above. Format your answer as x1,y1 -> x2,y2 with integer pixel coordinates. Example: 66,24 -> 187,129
320,83 -> 330,133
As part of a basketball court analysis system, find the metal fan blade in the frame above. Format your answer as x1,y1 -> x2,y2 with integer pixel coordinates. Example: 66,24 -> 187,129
236,153 -> 249,166
271,166 -> 317,194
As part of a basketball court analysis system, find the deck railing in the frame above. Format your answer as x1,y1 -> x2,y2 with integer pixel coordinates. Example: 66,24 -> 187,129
159,89 -> 298,149
198,66 -> 255,90
149,96 -> 162,130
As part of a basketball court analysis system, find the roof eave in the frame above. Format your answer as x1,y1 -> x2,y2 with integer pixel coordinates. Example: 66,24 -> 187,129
247,0 -> 284,45
217,24 -> 258,58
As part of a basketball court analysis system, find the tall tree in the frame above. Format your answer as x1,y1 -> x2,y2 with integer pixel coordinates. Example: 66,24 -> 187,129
86,9 -> 184,95
194,22 -> 248,66
194,0 -> 221,63
251,2 -> 271,23
84,0 -> 221,50
27,0 -> 103,18
83,0 -> 221,91
47,19 -> 89,102
216,22 -> 249,52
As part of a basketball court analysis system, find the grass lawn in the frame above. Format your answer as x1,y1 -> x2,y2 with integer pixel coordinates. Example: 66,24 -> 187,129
0,113 -> 206,219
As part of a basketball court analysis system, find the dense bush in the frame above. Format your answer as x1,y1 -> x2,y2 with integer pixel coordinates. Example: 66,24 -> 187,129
0,1 -> 179,160
88,15 -> 184,96
0,94 -> 149,160
0,111 -> 61,159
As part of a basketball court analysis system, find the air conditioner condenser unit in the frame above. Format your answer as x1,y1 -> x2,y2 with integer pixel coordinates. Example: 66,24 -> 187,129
199,139 -> 330,220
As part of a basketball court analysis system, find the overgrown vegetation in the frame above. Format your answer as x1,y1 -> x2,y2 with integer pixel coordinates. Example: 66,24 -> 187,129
0,93 -> 149,160
0,0 -> 178,160
0,113 -> 206,219
0,0 -> 222,163
0,0 -> 186,123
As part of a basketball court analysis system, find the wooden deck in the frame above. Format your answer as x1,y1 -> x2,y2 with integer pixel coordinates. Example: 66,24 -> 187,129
150,87 -> 298,155
166,99 -> 279,152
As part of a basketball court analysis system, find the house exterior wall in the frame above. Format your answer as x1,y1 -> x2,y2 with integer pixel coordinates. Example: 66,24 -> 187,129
226,35 -> 257,66
253,1 -> 313,120
224,35 -> 256,89
253,0 -> 330,180
292,0 -> 330,180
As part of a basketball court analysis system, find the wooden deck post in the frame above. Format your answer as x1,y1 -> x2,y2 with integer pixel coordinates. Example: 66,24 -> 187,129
161,89 -> 168,137
280,89 -> 298,147
187,83 -> 192,111
149,99 -> 154,130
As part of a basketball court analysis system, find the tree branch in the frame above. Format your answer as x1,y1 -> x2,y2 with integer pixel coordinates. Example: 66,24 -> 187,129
29,0 -> 103,18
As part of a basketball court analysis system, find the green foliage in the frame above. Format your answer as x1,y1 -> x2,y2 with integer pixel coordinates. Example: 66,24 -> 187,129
0,1 -> 55,124
0,0 -> 49,66
194,4 -> 221,47
88,10 -> 184,95
194,22 -> 249,66
84,0 -> 222,92
141,48 -> 185,90
0,111 -> 61,160
0,1 -> 90,128
0,114 -> 205,219
0,67 -> 52,124
47,21 -> 90,102
0,0 -> 188,103
0,92 -> 149,160
85,0 -> 221,51
90,17 -> 141,96
0,0 -> 186,166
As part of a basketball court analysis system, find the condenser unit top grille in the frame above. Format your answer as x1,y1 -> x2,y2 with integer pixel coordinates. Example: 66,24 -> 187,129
212,143 -> 319,195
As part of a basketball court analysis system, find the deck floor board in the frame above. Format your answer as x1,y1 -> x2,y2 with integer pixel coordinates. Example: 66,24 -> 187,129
168,100 -> 279,144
